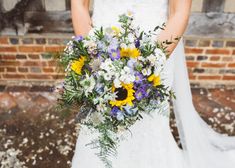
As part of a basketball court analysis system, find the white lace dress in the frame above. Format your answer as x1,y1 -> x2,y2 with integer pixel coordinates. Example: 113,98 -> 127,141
71,0 -> 235,168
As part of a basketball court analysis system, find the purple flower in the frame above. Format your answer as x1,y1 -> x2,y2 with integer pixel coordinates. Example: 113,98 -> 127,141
155,90 -> 163,99
74,35 -> 83,41
127,59 -> 136,69
109,49 -> 120,61
110,107 -> 124,120
134,72 -> 144,84
110,106 -> 119,117
123,105 -> 138,115
135,39 -> 140,48
135,88 -> 147,101
116,111 -> 124,120
108,38 -> 119,51
134,83 -> 151,101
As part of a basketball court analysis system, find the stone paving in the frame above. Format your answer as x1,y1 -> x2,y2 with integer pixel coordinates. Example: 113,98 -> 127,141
0,88 -> 234,168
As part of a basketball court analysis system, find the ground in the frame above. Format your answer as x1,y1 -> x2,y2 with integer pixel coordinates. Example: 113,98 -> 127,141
0,88 -> 234,168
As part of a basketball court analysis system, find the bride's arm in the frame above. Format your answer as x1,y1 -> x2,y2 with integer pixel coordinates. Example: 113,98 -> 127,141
158,0 -> 192,55
71,0 -> 92,36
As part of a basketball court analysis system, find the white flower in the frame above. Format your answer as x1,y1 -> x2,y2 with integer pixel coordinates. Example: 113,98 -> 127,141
154,65 -> 163,76
104,93 -> 116,101
114,78 -> 122,88
138,56 -> 145,62
129,43 -> 136,49
90,112 -> 105,126
142,69 -> 148,76
100,58 -> 115,72
80,74 -> 96,97
120,43 -> 127,48
155,48 -> 167,63
128,34 -> 135,43
89,58 -> 102,72
103,72 -> 113,80
119,66 -> 135,84
147,54 -> 157,66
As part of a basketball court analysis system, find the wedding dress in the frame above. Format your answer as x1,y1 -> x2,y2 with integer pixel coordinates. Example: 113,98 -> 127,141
71,0 -> 235,167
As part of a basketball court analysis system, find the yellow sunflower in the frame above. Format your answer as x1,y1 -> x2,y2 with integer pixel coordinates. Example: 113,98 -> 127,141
148,74 -> 161,86
71,56 -> 86,75
110,83 -> 135,107
120,47 -> 140,58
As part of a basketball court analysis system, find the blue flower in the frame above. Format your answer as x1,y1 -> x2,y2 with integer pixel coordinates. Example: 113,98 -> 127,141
109,49 -> 121,61
111,107 -> 124,121
135,88 -> 146,101
74,35 -> 83,41
134,83 -> 150,101
116,111 -> 124,121
134,72 -> 144,84
135,39 -> 140,48
108,38 -> 119,51
123,105 -> 138,115
110,106 -> 119,117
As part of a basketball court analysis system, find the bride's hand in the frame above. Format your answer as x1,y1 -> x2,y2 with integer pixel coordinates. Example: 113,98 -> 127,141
71,0 -> 93,36
158,0 -> 192,56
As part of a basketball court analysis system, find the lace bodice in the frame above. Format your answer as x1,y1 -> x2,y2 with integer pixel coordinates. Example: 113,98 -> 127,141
92,0 -> 168,32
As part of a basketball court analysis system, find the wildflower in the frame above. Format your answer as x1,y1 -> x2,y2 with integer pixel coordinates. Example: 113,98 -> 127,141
120,47 -> 140,58
109,49 -> 121,61
148,74 -> 161,86
71,56 -> 86,75
110,83 -> 135,107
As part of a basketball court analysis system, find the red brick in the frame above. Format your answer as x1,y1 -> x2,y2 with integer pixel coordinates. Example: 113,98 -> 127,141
210,56 -> 220,61
45,46 -> 65,52
185,48 -> 203,54
22,61 -> 47,67
201,63 -> 226,68
6,67 -> 16,72
0,37 -> 8,44
2,74 -> 25,79
0,61 -> 20,66
222,57 -> 233,62
222,76 -> 235,80
52,74 -> 65,79
186,61 -> 200,68
48,60 -> 58,66
206,49 -> 230,55
1,55 -> 16,60
18,67 -> 28,73
0,46 -> 17,52
0,67 -> 5,72
233,50 -> 235,55
198,75 -> 221,80
28,54 -> 40,59
18,46 -> 44,52
26,74 -> 52,80
43,67 -> 55,73
228,63 -> 235,68
188,73 -> 196,80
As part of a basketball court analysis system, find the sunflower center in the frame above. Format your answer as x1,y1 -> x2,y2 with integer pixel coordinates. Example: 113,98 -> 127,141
115,87 -> 128,101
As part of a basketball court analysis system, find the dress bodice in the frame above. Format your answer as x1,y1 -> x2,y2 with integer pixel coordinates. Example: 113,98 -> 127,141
92,0 -> 169,31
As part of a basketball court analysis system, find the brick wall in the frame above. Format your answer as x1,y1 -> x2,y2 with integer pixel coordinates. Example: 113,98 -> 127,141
0,35 -> 234,88
0,0 -> 235,88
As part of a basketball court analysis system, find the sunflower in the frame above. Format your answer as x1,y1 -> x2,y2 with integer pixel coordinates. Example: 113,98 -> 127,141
120,47 -> 140,58
71,56 -> 86,75
110,83 -> 135,107
148,74 -> 161,86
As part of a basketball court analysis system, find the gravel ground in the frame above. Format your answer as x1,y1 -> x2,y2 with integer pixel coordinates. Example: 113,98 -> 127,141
0,88 -> 234,168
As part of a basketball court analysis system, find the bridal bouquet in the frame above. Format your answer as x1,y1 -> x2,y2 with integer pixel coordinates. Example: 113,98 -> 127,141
59,12 -> 175,167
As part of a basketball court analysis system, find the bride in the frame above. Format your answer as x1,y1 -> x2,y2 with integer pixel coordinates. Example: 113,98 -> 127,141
70,0 -> 235,168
